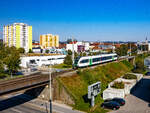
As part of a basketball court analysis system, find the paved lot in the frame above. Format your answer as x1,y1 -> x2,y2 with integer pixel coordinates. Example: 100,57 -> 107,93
0,93 -> 83,113
109,76 -> 150,113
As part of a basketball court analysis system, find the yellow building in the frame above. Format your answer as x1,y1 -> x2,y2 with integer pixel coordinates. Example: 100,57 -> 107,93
40,34 -> 59,48
3,23 -> 32,52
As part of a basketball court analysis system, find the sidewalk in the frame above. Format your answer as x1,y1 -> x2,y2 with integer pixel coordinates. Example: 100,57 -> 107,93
29,98 -> 83,113
14,94 -> 84,113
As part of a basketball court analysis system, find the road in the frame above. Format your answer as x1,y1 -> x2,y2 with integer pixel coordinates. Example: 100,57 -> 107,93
109,76 -> 150,113
0,93 -> 83,113
0,95 -> 45,113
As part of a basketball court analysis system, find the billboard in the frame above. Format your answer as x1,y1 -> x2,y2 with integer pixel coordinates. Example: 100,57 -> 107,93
88,81 -> 101,99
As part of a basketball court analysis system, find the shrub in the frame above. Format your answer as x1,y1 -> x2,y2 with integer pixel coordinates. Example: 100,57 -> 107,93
111,81 -> 124,89
64,55 -> 72,66
123,74 -> 137,79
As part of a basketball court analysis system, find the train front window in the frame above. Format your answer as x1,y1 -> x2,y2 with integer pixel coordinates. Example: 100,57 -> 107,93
30,60 -> 36,64
80,59 -> 89,63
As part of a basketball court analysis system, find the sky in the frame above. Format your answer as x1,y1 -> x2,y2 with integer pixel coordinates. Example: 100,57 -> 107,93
0,0 -> 150,42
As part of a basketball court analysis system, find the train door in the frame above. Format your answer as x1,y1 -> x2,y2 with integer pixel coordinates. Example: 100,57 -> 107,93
89,58 -> 92,66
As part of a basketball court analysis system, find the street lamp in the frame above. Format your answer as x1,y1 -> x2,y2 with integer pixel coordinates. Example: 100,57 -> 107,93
72,37 -> 75,67
49,60 -> 52,113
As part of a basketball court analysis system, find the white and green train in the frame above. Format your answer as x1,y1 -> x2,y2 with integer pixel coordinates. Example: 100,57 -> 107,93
74,53 -> 118,68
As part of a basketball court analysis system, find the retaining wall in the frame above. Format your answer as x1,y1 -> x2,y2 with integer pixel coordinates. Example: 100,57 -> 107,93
103,73 -> 143,100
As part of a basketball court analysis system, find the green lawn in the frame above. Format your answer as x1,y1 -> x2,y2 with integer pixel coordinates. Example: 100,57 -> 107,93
58,60 -> 133,113
52,63 -> 72,69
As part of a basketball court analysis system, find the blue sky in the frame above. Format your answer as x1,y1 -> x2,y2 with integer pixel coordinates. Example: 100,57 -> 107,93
0,0 -> 150,41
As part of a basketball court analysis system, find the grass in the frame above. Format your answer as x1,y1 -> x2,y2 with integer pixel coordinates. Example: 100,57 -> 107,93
123,74 -> 137,79
52,63 -> 72,69
58,60 -> 133,113
111,81 -> 124,89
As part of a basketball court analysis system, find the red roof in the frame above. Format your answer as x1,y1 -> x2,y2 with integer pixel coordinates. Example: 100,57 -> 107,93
69,41 -> 77,44
32,43 -> 40,45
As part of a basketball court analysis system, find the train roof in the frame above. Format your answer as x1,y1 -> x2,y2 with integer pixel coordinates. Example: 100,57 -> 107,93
78,53 -> 117,59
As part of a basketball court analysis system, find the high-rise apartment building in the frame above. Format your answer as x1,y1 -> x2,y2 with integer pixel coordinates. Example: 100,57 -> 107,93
3,23 -> 32,52
40,34 -> 59,48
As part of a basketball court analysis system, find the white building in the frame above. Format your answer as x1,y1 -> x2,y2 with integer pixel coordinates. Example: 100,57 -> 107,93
20,55 -> 66,68
66,42 -> 90,52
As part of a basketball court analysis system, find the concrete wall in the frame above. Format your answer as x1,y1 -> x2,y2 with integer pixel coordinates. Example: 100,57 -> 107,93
35,78 -> 75,105
103,73 -> 143,100
103,88 -> 125,100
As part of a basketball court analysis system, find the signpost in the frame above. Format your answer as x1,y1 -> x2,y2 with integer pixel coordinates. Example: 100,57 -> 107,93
88,81 -> 101,107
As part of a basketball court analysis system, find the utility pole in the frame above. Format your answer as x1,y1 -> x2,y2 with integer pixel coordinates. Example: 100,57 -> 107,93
49,61 -> 52,113
72,37 -> 75,67
113,41 -> 115,53
130,43 -> 132,56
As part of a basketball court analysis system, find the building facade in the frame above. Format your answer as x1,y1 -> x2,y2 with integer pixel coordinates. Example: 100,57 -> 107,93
66,42 -> 90,52
40,34 -> 59,49
3,23 -> 32,52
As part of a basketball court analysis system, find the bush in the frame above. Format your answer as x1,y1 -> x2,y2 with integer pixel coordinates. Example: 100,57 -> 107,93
64,55 -> 72,66
0,73 -> 8,79
111,81 -> 124,89
123,74 -> 137,79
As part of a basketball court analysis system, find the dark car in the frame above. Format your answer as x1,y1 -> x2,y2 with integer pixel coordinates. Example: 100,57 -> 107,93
101,101 -> 120,110
112,98 -> 125,106
146,72 -> 150,76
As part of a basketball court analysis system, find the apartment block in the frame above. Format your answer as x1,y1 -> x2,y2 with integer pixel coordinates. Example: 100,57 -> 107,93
40,34 -> 59,49
3,23 -> 32,52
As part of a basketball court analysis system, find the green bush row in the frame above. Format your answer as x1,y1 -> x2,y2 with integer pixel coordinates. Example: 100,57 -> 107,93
111,81 -> 124,89
123,74 -> 137,79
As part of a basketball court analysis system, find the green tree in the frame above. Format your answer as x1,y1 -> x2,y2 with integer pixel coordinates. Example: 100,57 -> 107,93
3,47 -> 21,77
18,48 -> 25,53
132,59 -> 146,73
116,44 -> 128,56
74,52 -> 78,58
82,52 -> 87,56
0,60 -> 4,73
0,45 -> 21,78
67,50 -> 72,55
64,55 -> 72,66
45,49 -> 49,53
127,43 -> 137,55
67,38 -> 77,44
28,49 -> 33,53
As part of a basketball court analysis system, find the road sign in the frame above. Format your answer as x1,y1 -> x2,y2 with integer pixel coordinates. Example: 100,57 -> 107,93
88,81 -> 101,99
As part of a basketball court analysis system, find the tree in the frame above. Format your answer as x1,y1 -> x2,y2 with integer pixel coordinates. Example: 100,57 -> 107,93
82,52 -> 87,56
127,43 -> 137,55
115,44 -> 128,56
132,59 -> 146,73
0,60 -> 4,74
67,38 -> 77,44
64,55 -> 72,66
3,47 -> 21,77
142,45 -> 148,51
0,45 -> 21,78
28,49 -> 33,53
18,48 -> 25,53
45,49 -> 49,54
67,50 -> 72,55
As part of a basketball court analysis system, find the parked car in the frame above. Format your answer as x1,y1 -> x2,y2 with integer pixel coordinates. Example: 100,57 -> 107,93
101,101 -> 120,110
112,98 -> 125,106
104,98 -> 125,106
145,72 -> 150,76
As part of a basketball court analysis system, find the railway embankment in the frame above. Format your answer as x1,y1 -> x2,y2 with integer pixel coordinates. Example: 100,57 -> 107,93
55,60 -> 133,113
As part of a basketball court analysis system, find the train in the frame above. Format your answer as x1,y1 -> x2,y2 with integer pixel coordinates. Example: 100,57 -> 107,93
74,53 -> 118,68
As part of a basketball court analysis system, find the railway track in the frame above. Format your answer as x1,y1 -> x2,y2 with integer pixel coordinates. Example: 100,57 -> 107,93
0,56 -> 134,95
0,69 -> 73,96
